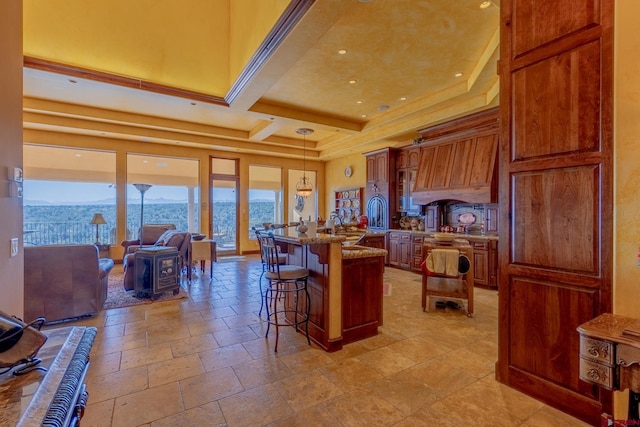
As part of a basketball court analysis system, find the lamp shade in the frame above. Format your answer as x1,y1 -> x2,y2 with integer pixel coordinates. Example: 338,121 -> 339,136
133,183 -> 152,193
90,213 -> 107,225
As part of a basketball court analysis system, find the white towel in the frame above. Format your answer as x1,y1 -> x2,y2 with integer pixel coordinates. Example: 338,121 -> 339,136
426,248 -> 460,277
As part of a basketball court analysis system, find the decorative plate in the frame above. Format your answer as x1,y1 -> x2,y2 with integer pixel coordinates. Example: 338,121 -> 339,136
457,212 -> 476,225
353,200 -> 360,208
343,200 -> 351,207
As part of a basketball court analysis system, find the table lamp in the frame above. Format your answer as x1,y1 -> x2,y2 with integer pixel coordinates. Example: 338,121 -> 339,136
90,213 -> 107,245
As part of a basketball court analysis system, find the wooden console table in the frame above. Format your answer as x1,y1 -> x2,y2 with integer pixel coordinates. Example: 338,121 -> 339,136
577,313 -> 640,421
0,326 -> 97,426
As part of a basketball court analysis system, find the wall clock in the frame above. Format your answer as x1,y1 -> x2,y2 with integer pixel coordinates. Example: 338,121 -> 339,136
344,166 -> 353,178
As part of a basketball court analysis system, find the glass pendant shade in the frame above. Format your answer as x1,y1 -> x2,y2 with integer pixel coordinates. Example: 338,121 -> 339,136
295,128 -> 314,198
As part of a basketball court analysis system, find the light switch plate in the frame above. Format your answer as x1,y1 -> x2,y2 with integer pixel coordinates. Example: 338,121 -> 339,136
10,238 -> 18,257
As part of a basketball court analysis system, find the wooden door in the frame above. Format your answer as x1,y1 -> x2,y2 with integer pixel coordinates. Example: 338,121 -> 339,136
498,0 -> 613,424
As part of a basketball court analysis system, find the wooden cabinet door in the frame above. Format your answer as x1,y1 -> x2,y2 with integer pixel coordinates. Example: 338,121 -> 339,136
449,138 -> 474,188
424,205 -> 440,232
469,134 -> 498,187
407,148 -> 420,167
388,233 -> 399,266
375,153 -> 388,183
414,146 -> 436,191
411,235 -> 424,272
366,156 -> 376,183
428,143 -> 453,189
498,0 -> 613,424
488,240 -> 498,288
397,151 -> 407,169
472,249 -> 488,287
485,205 -> 499,234
399,241 -> 411,270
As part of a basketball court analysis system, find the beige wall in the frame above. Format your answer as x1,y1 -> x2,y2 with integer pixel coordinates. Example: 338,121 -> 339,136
0,1 -> 23,317
614,0 -> 640,417
324,153 -> 368,219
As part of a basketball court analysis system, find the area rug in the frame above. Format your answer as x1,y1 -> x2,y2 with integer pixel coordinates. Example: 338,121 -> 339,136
103,265 -> 188,310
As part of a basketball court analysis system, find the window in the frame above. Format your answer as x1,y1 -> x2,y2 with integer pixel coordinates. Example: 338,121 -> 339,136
249,165 -> 282,236
126,154 -> 199,237
23,145 -> 116,245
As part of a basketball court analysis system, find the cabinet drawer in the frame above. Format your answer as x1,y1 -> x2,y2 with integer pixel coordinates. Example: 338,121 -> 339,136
389,232 -> 401,240
617,344 -> 640,367
400,234 -> 411,242
470,241 -> 489,249
579,336 -> 614,366
579,357 -> 615,390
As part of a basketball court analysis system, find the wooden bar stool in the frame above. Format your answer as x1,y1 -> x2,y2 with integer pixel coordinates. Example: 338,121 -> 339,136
258,232 -> 310,352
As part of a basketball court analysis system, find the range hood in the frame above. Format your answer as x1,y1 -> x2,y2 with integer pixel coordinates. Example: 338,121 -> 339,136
411,108 -> 500,205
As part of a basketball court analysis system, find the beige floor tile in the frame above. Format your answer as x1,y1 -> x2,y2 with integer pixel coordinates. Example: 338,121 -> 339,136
149,401 -> 227,427
318,358 -> 383,391
355,345 -> 416,376
120,342 -> 173,370
170,333 -> 219,357
521,406 -> 592,427
213,325 -> 259,346
146,324 -> 192,346
265,403 -> 342,426
199,343 -> 254,371
186,317 -> 230,336
324,387 -> 406,426
179,367 -> 244,409
83,399 -> 115,427
219,383 -> 294,426
365,375 -> 440,416
275,369 -> 343,411
232,355 -> 294,389
95,331 -> 147,356
112,382 -> 184,426
278,348 -> 334,374
147,353 -> 205,388
89,351 -> 122,377
86,366 -> 148,403
396,357 -> 477,396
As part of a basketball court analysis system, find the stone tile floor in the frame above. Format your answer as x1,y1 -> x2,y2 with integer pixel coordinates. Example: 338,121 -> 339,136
66,255 -> 590,426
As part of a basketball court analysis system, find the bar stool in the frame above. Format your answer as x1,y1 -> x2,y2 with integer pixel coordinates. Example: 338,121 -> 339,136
258,232 -> 311,352
253,228 -> 287,316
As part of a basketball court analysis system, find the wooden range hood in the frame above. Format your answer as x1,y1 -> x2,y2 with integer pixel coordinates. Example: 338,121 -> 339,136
411,108 -> 499,205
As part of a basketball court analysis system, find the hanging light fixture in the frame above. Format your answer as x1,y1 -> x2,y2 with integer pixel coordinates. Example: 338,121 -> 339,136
295,128 -> 314,197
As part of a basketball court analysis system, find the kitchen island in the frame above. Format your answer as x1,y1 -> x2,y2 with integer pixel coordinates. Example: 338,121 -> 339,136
271,228 -> 387,352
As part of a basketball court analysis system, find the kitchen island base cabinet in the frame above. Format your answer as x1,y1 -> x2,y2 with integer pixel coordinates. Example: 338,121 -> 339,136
342,255 -> 384,344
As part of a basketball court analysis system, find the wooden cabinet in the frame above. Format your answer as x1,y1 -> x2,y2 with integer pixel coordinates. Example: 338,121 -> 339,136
342,255 -> 385,342
359,233 -> 385,250
467,238 -> 498,289
397,168 -> 419,214
364,148 -> 397,230
484,204 -> 498,234
388,231 -> 423,273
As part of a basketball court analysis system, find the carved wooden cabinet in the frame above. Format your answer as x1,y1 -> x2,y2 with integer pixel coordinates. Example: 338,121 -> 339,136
411,108 -> 499,205
467,238 -> 498,289
364,148 -> 397,230
388,231 -> 423,272
423,204 -> 441,232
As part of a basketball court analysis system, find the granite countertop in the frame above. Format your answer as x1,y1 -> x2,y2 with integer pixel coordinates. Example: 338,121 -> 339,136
389,229 -> 499,241
341,245 -> 388,259
271,228 -> 346,244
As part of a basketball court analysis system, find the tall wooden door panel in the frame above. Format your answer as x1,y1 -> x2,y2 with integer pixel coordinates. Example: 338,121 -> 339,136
449,138 -> 474,188
499,0 -> 613,424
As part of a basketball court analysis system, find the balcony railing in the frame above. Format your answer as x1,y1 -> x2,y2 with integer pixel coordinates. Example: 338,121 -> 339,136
23,221 -> 236,248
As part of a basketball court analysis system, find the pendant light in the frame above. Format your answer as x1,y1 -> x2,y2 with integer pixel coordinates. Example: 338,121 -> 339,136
295,128 -> 314,198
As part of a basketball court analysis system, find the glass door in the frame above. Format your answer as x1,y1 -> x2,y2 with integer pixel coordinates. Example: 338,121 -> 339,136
211,158 -> 239,255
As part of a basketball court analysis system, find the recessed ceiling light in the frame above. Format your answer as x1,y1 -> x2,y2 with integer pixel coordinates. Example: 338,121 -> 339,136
377,105 -> 390,111
361,114 -> 367,118
480,1 -> 492,9
454,72 -> 464,77
190,102 -> 196,106
399,96 -> 407,101
143,160 -> 149,164
338,49 -> 347,55
74,153 -> 82,158
356,100 -> 364,104
68,79 -> 77,84
349,79 -> 357,84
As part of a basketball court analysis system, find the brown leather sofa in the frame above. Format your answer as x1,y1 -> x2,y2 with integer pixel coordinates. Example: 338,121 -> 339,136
24,244 -> 115,324
122,230 -> 191,291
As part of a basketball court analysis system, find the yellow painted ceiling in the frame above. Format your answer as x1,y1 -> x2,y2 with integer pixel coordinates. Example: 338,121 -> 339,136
22,0 -> 500,161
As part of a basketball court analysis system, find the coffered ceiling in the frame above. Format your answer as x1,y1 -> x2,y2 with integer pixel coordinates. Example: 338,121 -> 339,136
22,0 -> 500,162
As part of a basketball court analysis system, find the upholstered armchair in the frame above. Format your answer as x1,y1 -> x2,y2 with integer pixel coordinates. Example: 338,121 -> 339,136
122,229 -> 191,291
120,223 -> 176,262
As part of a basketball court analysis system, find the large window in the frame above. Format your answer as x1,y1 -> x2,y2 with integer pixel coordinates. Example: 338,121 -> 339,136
249,165 -> 283,235
126,154 -> 199,238
23,145 -> 116,245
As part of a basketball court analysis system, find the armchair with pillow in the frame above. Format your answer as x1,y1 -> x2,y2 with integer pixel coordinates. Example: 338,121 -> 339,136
120,223 -> 176,262
122,228 -> 191,291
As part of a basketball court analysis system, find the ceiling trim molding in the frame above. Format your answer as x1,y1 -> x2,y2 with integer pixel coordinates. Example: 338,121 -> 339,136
225,0 -> 316,106
23,56 -> 229,106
